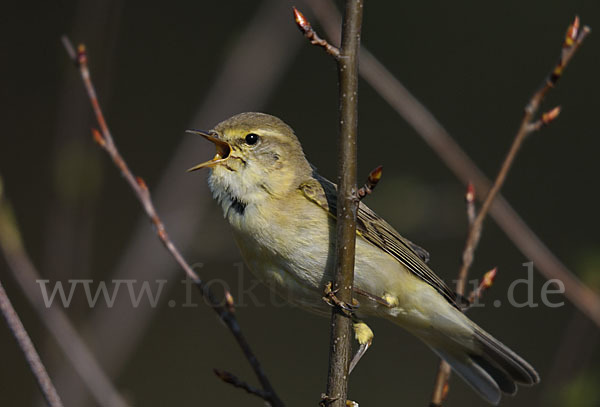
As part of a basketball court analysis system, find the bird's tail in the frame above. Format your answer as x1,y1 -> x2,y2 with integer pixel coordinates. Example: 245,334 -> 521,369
427,323 -> 540,405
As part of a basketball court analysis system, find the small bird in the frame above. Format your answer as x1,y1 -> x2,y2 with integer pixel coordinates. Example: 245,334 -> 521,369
187,112 -> 539,405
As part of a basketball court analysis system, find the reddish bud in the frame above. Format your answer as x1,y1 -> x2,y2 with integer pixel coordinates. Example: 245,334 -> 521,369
565,16 -> 580,46
442,382 -> 450,400
77,44 -> 87,65
542,106 -> 561,125
91,128 -> 105,147
482,267 -> 497,289
225,290 -> 235,313
369,165 -> 383,183
136,176 -> 148,191
465,182 -> 475,203
293,7 -> 311,32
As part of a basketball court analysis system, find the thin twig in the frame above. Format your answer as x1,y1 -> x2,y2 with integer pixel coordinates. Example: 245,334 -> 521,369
0,280 -> 63,407
213,369 -> 270,401
465,182 -> 476,226
455,16 -> 590,297
0,182 -> 130,407
430,183 -> 480,406
52,3 -> 303,404
47,7 -> 124,404
305,0 -> 600,329
293,7 -> 340,59
62,37 -> 283,407
429,364 -> 451,407
431,17 -> 590,406
322,1 -> 364,406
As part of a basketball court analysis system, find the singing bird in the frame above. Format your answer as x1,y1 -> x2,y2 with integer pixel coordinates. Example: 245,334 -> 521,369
187,112 -> 539,404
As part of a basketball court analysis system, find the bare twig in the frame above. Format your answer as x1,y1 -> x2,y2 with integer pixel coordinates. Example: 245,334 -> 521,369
52,3 -> 304,405
293,7 -> 340,59
0,284 -> 62,407
430,183 -> 480,406
0,181 -> 130,407
322,1 -> 364,406
430,367 -> 451,407
526,106 -> 561,132
0,254 -> 63,407
465,182 -> 476,226
46,6 -> 125,404
357,165 -> 383,200
60,35 -> 76,61
431,17 -> 590,406
62,38 -> 283,407
213,369 -> 270,401
305,0 -> 600,329
456,16 -> 589,297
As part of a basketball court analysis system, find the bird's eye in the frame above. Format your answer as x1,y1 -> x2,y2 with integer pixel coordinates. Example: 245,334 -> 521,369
245,133 -> 259,145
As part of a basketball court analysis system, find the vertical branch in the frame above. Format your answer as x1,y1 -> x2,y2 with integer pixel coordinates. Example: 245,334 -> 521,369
325,1 -> 364,406
0,279 -> 63,407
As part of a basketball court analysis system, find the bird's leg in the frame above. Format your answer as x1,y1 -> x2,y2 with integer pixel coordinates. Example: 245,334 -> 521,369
319,393 -> 338,407
348,292 -> 400,373
381,292 -> 399,308
349,320 -> 373,374
322,282 -> 357,317
322,282 -> 373,373
319,394 -> 359,407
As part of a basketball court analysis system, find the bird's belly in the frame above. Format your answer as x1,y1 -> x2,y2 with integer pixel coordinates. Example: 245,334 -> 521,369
231,224 -> 333,314
228,203 -> 440,322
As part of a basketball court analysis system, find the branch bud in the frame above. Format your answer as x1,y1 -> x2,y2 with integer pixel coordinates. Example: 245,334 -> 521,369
293,7 -> 311,34
465,182 -> 475,204
482,267 -> 497,289
565,16 -> 580,47
442,382 -> 450,401
76,44 -> 87,65
541,106 -> 561,125
91,128 -> 105,147
368,165 -> 383,184
224,290 -> 235,313
136,176 -> 148,192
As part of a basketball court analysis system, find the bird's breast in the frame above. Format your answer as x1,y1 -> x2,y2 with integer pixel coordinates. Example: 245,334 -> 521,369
228,193 -> 335,310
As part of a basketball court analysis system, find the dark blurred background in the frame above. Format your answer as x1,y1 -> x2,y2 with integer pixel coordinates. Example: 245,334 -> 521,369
0,0 -> 599,406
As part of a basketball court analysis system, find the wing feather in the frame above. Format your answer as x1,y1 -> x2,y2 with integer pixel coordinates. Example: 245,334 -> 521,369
300,173 -> 459,308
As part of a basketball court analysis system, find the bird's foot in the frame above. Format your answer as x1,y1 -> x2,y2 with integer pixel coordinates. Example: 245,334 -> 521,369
381,292 -> 399,308
319,393 -> 338,406
353,287 -> 399,309
322,282 -> 358,317
349,321 -> 374,373
319,394 -> 359,407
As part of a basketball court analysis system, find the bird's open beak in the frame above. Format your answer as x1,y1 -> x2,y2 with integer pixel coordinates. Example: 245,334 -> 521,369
186,129 -> 231,172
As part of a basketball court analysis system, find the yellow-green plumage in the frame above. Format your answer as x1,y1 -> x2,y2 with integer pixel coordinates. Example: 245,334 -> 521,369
188,112 -> 539,405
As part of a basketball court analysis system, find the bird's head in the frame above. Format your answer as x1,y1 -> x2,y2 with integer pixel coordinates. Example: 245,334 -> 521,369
187,112 -> 312,209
